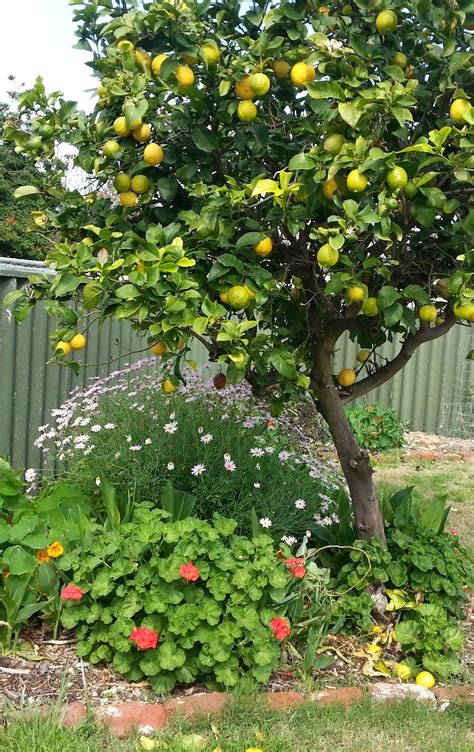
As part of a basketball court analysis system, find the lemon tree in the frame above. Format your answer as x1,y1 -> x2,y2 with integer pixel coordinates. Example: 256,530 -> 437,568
5,0 -> 474,542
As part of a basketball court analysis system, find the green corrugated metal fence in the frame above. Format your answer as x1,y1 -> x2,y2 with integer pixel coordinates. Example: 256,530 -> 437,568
1,257 -> 472,469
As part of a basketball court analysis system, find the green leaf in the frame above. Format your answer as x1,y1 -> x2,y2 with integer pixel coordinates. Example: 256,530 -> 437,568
115,284 -> 141,300
377,286 -> 400,309
100,473 -> 121,531
2,546 -> 37,575
157,177 -> 178,202
53,273 -> 81,297
82,282 -> 104,309
403,285 -> 431,304
268,348 -> 297,380
338,101 -> 363,128
307,81 -> 346,100
192,127 -> 218,152
236,231 -> 264,248
14,185 -> 40,199
288,153 -> 316,170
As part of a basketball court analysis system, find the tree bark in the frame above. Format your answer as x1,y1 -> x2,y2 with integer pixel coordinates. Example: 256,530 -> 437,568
311,341 -> 386,544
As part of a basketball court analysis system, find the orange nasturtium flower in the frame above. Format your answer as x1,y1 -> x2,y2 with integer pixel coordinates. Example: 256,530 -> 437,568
36,549 -> 50,564
47,541 -> 64,558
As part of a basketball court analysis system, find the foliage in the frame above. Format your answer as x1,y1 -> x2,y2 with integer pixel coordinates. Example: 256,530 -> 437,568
346,403 -> 406,453
35,360 -> 346,540
0,459 -> 91,647
333,489 -> 473,678
58,506 -> 297,692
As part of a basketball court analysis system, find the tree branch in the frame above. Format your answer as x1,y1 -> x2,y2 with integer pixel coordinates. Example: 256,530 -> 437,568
341,314 -> 457,403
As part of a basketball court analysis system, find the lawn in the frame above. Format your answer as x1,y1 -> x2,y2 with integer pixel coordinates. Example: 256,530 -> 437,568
1,697 -> 473,752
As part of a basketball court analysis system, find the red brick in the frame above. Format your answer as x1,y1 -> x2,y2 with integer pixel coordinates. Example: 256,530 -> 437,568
433,686 -> 474,703
62,702 -> 87,727
312,687 -> 364,708
96,702 -> 169,738
163,692 -> 230,720
264,691 -> 305,710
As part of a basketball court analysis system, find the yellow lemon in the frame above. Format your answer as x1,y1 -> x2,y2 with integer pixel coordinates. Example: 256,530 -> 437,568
143,143 -> 164,165
415,671 -> 436,689
131,175 -> 150,194
254,236 -> 272,257
376,10 -> 398,33
102,139 -> 121,159
362,297 -> 379,316
152,53 -> 168,75
453,301 -> 474,321
450,98 -> 471,123
227,285 -> 251,309
113,172 -> 132,193
272,60 -> 290,78
347,286 -> 364,302
392,52 -> 408,68
175,65 -> 195,88
235,76 -> 255,100
70,333 -> 87,351
97,84 -> 108,98
237,100 -> 257,122
119,191 -> 138,207
347,169 -> 368,193
338,368 -> 356,387
323,178 -> 338,199
248,72 -> 271,96
317,243 -> 339,267
135,49 -> 152,71
395,663 -> 412,681
201,42 -> 220,65
151,341 -> 167,356
55,340 -> 71,356
386,166 -> 408,190
323,133 -> 345,155
116,39 -> 134,52
113,116 -> 131,137
290,61 -> 315,87
219,290 -> 229,303
161,378 -> 177,394
82,237 -> 94,246
132,123 -> 152,142
419,304 -> 437,322
182,53 -> 198,65
357,349 -> 370,363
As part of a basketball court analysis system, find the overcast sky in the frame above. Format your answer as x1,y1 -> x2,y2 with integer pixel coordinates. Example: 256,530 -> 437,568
1,0 -> 96,110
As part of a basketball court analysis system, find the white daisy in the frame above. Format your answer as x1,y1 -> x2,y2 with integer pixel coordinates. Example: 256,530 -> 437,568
254,482 -> 261,489
294,499 -> 306,510
281,535 -> 298,546
259,517 -> 272,528
163,421 -> 178,434
200,433 -> 213,444
104,423 -> 116,430
144,438 -> 152,445
224,459 -> 237,472
250,447 -> 265,458
130,445 -> 142,451
191,463 -> 206,476
91,424 -> 102,433
264,446 -> 275,454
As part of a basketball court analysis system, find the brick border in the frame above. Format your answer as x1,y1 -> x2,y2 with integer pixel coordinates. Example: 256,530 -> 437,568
53,684 -> 474,738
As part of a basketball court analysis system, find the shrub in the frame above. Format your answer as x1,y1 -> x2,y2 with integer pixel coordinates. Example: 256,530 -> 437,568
58,506 -> 295,692
345,404 -> 406,454
36,361 -> 346,541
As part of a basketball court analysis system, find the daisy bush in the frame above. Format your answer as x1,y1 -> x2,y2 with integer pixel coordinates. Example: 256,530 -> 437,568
35,360 -> 346,541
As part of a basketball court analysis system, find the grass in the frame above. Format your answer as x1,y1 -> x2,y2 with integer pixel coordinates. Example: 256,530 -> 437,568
1,698 -> 473,752
373,457 -> 474,545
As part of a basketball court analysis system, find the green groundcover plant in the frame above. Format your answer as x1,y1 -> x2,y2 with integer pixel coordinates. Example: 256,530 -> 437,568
58,506 -> 296,692
345,403 -> 406,453
34,360 -> 346,541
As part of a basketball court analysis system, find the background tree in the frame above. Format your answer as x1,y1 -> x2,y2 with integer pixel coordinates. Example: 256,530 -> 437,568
4,0 -> 474,541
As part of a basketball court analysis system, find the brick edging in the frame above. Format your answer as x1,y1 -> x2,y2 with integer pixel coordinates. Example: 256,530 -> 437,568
56,684 -> 474,738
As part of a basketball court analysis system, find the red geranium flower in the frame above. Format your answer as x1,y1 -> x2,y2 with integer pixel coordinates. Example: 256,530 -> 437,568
60,584 -> 84,601
269,617 -> 291,640
180,561 -> 200,582
284,557 -> 305,579
130,626 -> 159,650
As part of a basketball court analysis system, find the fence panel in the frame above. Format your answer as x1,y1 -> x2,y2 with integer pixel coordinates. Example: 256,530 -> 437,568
1,257 -> 472,470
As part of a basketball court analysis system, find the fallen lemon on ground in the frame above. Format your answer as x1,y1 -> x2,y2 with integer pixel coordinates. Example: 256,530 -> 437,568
395,663 -> 412,681
415,671 -> 436,688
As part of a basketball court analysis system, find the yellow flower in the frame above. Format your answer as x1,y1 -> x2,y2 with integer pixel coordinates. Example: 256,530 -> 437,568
47,541 -> 64,558
36,549 -> 50,564
246,748 -> 264,752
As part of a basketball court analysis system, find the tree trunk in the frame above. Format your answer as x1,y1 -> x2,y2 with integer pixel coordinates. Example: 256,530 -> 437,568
311,343 -> 386,544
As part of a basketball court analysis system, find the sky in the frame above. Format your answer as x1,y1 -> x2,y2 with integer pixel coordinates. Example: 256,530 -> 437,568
1,0 -> 96,110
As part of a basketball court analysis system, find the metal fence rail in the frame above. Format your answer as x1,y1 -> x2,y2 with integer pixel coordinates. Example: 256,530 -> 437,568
1,257 -> 472,469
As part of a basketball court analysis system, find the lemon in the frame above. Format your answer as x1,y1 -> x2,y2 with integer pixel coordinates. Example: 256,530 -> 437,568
272,60 -> 290,78
290,61 -> 315,87
116,39 -> 134,52
453,301 -> 474,321
135,49 -> 152,71
144,143 -> 164,165
161,378 -> 177,394
435,316 -> 445,326
227,285 -> 251,309
97,84 -> 108,98
175,65 -> 195,88
404,181 -> 418,198
131,175 -> 150,194
219,290 -> 229,303
347,169 -> 368,193
254,236 -> 272,257
338,368 -> 356,387
119,191 -> 138,207
362,297 -> 379,316
392,52 -> 408,68
132,123 -> 152,143
395,663 -> 412,681
245,285 -> 256,299
200,42 -> 220,65
322,178 -> 338,199
55,340 -> 71,355
152,53 -> 168,75
151,341 -> 167,356
102,139 -> 121,158
70,333 -> 87,351
419,304 -> 437,322
113,173 -> 132,193
357,349 -> 370,363
376,10 -> 398,33
386,166 -> 408,190
248,73 -> 271,96
182,53 -> 198,65
450,98 -> 471,123
317,243 -> 339,267
235,76 -> 255,100
415,671 -> 435,689
82,237 -> 94,246
113,116 -> 131,137
323,133 -> 345,155
347,286 -> 364,302
237,101 -> 257,122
